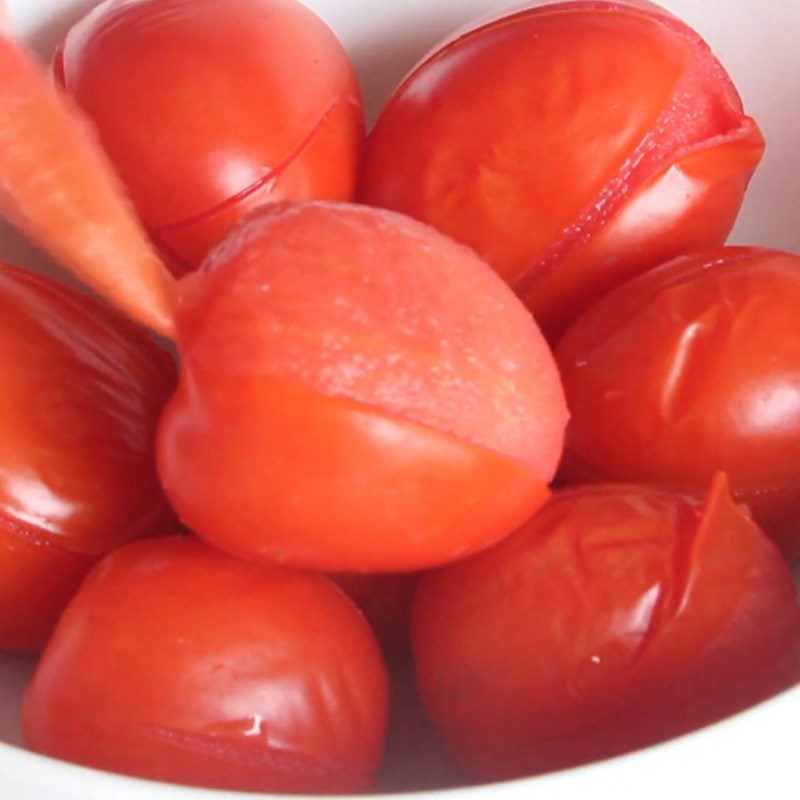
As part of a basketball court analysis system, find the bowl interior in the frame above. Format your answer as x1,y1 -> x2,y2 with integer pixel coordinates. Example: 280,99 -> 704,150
2,0 -> 800,797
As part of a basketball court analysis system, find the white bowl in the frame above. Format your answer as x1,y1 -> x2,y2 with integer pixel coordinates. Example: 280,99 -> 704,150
2,0 -> 800,798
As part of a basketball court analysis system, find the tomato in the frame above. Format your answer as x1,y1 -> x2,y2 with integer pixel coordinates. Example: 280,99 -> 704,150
412,476 -> 800,781
360,0 -> 764,342
57,0 -> 364,275
0,27 -> 174,335
333,573 -> 419,656
158,201 -> 567,572
557,246 -> 800,560
23,536 -> 389,793
0,263 -> 175,652
0,524 -> 94,655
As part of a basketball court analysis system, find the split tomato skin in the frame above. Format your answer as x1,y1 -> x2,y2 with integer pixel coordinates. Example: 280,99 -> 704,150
0,263 -> 175,651
158,201 -> 567,572
360,0 -> 764,341
57,0 -> 364,274
22,536 -> 389,793
557,246 -> 800,560
412,478 -> 800,781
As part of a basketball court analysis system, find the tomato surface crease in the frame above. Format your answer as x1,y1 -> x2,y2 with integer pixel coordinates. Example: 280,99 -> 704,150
152,95 -> 361,277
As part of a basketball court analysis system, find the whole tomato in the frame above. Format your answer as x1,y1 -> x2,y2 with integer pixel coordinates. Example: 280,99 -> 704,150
0,263 -> 175,652
22,536 -> 389,793
412,477 -> 800,781
557,246 -> 800,560
158,201 -> 568,572
360,0 -> 764,341
56,0 -> 363,274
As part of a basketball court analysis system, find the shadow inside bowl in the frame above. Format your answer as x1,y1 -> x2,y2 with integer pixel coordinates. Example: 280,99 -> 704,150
0,654 -> 36,749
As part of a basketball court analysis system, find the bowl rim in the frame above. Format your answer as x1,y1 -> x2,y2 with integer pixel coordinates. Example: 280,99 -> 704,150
3,0 -> 800,797
3,681 -> 800,799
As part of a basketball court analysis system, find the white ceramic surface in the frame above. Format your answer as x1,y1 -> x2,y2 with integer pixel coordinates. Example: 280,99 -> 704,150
2,0 -> 799,798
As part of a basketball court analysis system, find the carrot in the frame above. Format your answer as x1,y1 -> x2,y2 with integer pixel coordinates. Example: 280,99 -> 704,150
0,28 -> 175,337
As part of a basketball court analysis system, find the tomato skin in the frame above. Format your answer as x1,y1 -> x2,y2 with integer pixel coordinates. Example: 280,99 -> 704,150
57,0 -> 363,274
0,262 -> 175,652
360,0 -> 763,341
412,477 -> 800,780
159,376 -> 550,572
22,536 -> 389,792
158,201 -> 567,572
557,246 -> 800,560
0,519 -> 95,654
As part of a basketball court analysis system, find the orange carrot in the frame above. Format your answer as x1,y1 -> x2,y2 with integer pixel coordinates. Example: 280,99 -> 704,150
0,30 -> 175,337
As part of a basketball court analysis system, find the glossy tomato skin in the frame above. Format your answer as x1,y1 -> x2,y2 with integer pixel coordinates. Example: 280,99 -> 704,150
57,0 -> 364,274
412,477 -> 800,780
557,246 -> 800,560
23,536 -> 389,793
361,0 -> 764,342
0,263 -> 175,652
158,201 -> 567,572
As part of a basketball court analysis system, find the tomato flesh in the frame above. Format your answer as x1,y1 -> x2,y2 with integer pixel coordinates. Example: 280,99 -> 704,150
558,246 -> 800,560
361,0 -> 764,341
0,30 -> 174,335
22,536 -> 389,793
0,262 -> 175,651
412,476 -> 800,780
57,0 -> 364,274
158,201 -> 567,571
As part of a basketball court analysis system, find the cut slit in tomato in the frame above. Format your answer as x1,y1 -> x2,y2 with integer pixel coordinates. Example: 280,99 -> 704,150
0,32 -> 175,337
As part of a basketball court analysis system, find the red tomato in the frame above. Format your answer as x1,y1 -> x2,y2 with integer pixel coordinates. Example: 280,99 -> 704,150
557,246 -> 800,560
412,476 -> 800,780
333,573 -> 419,657
0,523 -> 93,655
56,0 -> 364,275
360,0 -> 764,341
0,263 -> 175,652
23,536 -> 389,793
158,201 -> 568,572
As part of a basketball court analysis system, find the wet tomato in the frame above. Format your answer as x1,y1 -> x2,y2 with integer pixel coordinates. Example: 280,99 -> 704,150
412,476 -> 800,780
158,201 -> 568,572
0,262 -> 175,652
22,536 -> 389,793
57,0 -> 364,275
557,246 -> 800,560
360,0 -> 764,341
